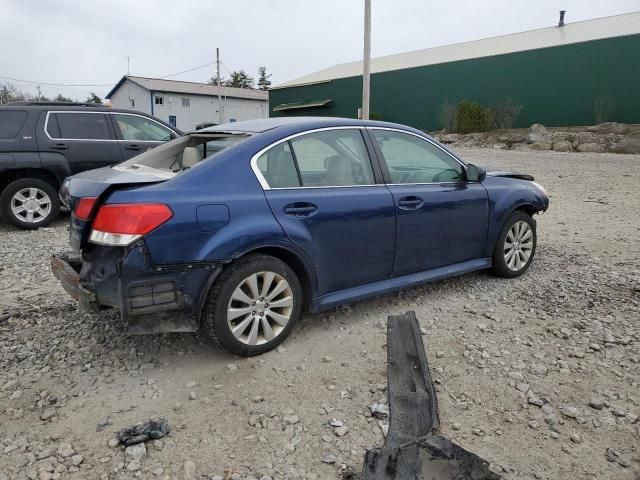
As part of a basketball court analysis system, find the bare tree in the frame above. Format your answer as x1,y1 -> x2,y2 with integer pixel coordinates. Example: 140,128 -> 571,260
492,97 -> 523,129
438,99 -> 457,132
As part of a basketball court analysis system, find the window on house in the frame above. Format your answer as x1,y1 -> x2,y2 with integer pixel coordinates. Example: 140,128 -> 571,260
155,96 -> 164,105
181,97 -> 190,108
129,98 -> 135,108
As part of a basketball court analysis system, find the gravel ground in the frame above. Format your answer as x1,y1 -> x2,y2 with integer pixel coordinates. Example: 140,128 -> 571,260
0,149 -> 638,480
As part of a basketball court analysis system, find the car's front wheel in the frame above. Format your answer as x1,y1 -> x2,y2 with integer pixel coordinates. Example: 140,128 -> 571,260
491,211 -> 537,278
0,178 -> 60,229
201,254 -> 302,356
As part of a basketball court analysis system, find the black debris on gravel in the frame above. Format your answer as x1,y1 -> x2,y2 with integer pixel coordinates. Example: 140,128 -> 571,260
117,418 -> 170,446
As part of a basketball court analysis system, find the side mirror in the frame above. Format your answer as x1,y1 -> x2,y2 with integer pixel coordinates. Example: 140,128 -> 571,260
465,163 -> 486,182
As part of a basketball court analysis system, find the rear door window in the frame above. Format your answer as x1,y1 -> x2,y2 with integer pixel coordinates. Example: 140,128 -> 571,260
112,113 -> 173,141
47,113 -> 112,140
0,110 -> 27,139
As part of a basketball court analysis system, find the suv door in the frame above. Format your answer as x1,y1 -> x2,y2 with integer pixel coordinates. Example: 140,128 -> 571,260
255,128 -> 396,296
369,128 -> 488,276
37,111 -> 122,174
111,113 -> 175,160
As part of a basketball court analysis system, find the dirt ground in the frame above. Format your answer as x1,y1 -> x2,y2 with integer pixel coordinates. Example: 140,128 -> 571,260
0,149 -> 638,480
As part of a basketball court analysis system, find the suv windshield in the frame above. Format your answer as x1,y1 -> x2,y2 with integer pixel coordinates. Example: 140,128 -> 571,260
114,133 -> 250,174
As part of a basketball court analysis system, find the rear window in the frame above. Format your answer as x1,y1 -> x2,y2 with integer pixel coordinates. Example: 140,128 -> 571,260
47,112 -> 111,140
0,110 -> 27,139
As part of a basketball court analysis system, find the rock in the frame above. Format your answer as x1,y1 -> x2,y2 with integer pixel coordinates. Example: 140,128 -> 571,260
529,364 -> 548,376
96,417 -> 112,432
552,140 -> 573,152
577,143 -> 605,153
183,460 -> 197,480
186,381 -> 196,388
189,391 -> 197,400
516,382 -> 530,393
125,443 -> 146,465
608,138 -> 640,154
528,395 -> 544,407
588,397 -> 605,410
526,124 -> 547,143
560,406 -> 579,419
284,415 -> 300,425
334,426 -> 349,437
529,142 -> 552,151
451,422 -> 462,431
440,134 -> 460,144
40,408 -> 57,421
226,363 -> 238,371
126,460 -> 142,471
57,443 -> 75,458
71,454 -> 84,466
322,356 -> 333,363
508,133 -> 526,144
588,122 -> 628,134
570,433 -> 582,443
322,453 -> 338,464
369,403 -> 389,419
107,438 -> 120,448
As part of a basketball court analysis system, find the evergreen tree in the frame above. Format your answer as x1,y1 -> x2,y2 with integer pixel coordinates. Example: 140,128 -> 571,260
257,67 -> 272,90
225,70 -> 255,89
86,92 -> 102,104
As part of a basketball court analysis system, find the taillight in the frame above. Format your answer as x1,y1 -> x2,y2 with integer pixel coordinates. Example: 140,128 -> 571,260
89,203 -> 173,246
74,197 -> 97,220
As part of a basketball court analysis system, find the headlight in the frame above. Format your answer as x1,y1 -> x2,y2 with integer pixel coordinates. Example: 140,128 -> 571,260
531,181 -> 548,198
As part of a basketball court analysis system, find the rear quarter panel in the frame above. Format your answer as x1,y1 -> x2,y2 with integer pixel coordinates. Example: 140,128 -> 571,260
482,176 -> 549,257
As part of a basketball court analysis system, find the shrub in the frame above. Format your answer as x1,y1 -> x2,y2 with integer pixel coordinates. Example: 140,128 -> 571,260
492,97 -> 523,129
454,100 -> 493,133
438,100 -> 457,132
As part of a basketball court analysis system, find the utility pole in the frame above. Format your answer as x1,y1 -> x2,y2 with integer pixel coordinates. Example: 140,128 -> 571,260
361,0 -> 371,120
127,56 -> 130,75
36,85 -> 41,101
216,48 -> 223,124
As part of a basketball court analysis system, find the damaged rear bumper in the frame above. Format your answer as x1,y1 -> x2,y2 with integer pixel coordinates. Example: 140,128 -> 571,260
51,244 -> 223,334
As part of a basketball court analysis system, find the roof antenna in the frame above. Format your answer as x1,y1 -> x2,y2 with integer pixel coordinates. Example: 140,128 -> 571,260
558,10 -> 566,27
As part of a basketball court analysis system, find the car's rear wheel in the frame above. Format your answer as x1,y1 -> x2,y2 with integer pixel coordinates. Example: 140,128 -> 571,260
491,211 -> 536,278
202,254 -> 302,356
0,178 -> 60,230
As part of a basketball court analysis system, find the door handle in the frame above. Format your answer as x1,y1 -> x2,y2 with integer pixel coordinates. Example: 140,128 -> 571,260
284,203 -> 317,217
51,143 -> 68,150
398,196 -> 424,210
125,144 -> 141,151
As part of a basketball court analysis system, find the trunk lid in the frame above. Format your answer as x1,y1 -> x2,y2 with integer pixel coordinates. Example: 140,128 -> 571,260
62,166 -> 175,252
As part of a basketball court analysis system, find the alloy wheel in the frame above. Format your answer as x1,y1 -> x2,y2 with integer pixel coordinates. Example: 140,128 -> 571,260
503,220 -> 534,272
226,271 -> 294,346
10,187 -> 52,224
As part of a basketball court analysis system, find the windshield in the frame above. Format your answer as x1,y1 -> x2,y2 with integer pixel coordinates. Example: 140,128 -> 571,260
114,133 -> 250,174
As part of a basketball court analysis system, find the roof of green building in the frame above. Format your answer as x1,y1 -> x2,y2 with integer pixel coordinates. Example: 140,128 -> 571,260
273,11 -> 640,89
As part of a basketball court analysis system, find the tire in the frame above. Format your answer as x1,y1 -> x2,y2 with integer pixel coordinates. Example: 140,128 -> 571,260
201,254 -> 302,356
0,178 -> 60,230
491,211 -> 537,278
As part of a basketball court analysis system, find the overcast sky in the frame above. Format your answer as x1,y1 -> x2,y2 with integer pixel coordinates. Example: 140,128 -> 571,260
1,0 -> 638,101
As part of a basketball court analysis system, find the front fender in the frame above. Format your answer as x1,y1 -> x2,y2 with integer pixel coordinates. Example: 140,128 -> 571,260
483,177 -> 548,257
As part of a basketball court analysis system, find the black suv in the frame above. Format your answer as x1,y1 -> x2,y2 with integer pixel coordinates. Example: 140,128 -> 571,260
0,102 -> 181,229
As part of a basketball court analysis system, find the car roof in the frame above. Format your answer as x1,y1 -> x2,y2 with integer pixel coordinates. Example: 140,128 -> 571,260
191,117 -> 417,135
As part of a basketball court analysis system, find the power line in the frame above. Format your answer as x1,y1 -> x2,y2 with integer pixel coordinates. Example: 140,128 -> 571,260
0,60 -> 217,88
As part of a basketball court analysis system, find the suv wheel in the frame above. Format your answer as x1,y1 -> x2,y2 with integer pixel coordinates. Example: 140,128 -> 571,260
0,178 -> 60,229
202,254 -> 302,356
491,211 -> 537,278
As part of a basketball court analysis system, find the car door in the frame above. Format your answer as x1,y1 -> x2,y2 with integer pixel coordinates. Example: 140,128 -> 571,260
38,111 -> 122,174
110,113 -> 176,161
255,128 -> 396,296
369,128 -> 488,277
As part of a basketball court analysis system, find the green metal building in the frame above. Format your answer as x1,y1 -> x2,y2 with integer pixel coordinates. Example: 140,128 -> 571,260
270,12 -> 640,130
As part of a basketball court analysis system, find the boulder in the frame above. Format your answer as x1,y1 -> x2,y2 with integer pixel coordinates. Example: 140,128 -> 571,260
529,142 -> 552,151
588,122 -> 628,134
552,140 -> 573,152
577,143 -> 606,153
508,133 -> 526,144
440,134 -> 460,144
526,124 -> 548,144
491,143 -> 509,150
607,139 -> 640,154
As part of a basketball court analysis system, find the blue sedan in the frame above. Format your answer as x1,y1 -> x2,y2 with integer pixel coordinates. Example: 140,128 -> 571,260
52,117 -> 549,356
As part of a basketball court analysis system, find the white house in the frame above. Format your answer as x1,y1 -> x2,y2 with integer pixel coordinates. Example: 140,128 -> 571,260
106,76 -> 269,131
